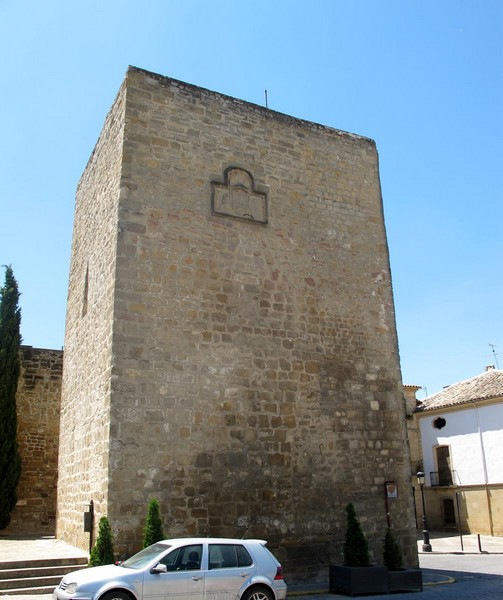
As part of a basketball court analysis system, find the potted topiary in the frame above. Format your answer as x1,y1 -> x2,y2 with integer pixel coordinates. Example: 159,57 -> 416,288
329,503 -> 388,596
383,528 -> 422,593
383,528 -> 403,571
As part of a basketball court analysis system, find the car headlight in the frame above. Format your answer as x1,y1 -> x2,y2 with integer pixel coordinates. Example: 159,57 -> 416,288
65,582 -> 78,594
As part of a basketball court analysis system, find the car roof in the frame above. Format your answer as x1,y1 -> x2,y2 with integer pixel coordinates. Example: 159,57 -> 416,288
158,538 -> 267,546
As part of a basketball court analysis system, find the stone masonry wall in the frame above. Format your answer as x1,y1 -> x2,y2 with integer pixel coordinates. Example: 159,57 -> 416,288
56,81 -> 126,547
58,66 -> 418,580
3,346 -> 62,535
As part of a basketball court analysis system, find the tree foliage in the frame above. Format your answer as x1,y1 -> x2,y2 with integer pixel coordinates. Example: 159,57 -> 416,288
89,516 -> 115,566
143,498 -> 165,548
343,502 -> 370,567
0,265 -> 22,530
382,528 -> 403,570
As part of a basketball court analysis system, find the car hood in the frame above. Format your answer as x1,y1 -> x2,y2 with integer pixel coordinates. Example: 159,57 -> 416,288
62,564 -> 136,585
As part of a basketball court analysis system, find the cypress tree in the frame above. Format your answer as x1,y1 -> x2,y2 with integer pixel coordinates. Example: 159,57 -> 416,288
343,502 -> 370,567
143,498 -> 165,548
0,265 -> 22,530
89,516 -> 115,566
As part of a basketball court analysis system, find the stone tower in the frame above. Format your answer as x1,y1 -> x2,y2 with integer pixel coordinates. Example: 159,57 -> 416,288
58,66 -> 417,579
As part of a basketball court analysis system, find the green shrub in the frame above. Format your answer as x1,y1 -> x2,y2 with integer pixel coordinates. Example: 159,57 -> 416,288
143,498 -> 165,548
383,528 -> 403,570
343,503 -> 370,567
89,517 -> 115,566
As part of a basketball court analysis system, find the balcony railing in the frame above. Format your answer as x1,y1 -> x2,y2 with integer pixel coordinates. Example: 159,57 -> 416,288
430,470 -> 457,487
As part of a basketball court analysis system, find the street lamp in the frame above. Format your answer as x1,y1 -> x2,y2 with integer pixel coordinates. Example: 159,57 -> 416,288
416,471 -> 432,552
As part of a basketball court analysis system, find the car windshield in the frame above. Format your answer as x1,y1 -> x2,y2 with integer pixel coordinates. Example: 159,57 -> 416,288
122,543 -> 172,570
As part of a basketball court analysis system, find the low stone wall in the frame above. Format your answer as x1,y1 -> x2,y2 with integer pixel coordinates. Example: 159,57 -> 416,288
2,346 -> 63,535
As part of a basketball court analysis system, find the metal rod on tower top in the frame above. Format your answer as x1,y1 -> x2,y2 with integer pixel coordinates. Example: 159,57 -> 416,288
489,344 -> 500,369
265,89 -> 268,109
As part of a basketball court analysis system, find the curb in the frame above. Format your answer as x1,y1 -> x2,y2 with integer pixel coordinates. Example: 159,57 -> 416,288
424,575 -> 456,586
288,591 -> 327,597
419,551 -> 503,555
287,586 -> 329,597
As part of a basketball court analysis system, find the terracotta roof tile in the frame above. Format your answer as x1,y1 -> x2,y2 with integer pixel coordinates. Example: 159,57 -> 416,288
415,368 -> 503,412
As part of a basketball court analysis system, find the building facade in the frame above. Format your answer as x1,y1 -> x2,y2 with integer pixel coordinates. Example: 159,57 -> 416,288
57,66 -> 417,579
411,366 -> 503,536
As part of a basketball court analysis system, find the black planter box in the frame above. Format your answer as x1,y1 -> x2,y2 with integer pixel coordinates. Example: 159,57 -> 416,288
387,568 -> 423,593
329,564 -> 388,596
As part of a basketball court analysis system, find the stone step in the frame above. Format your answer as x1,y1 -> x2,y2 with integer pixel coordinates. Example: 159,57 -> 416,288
0,583 -> 56,595
0,563 -> 87,582
0,556 -> 87,571
0,574 -> 62,590
0,556 -> 88,596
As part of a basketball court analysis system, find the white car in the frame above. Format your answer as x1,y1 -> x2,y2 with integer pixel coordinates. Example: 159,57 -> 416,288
53,537 -> 287,600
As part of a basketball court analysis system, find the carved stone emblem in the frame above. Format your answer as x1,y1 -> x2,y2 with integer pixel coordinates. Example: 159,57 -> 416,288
211,167 -> 268,224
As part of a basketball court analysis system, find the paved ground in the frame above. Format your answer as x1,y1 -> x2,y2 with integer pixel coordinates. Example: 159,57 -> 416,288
0,536 -> 88,564
1,531 -> 502,599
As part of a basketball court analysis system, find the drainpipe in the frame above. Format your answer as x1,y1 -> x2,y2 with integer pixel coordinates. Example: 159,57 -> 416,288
471,400 -> 494,536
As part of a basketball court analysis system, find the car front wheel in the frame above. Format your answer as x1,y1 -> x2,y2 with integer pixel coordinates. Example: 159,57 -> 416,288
100,591 -> 133,600
241,587 -> 274,600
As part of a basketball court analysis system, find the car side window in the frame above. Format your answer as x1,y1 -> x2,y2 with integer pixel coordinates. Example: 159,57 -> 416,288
159,544 -> 202,571
180,544 -> 202,570
159,548 -> 181,571
209,544 -> 252,569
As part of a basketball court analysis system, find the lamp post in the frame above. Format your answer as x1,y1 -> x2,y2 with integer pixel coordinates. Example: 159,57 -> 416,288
416,471 -> 432,552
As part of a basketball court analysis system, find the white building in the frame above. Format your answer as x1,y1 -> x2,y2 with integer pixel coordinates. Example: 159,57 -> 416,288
413,366 -> 503,535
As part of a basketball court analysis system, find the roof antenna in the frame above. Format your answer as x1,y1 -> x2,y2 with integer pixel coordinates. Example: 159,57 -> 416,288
265,89 -> 268,109
241,518 -> 255,539
489,343 -> 500,369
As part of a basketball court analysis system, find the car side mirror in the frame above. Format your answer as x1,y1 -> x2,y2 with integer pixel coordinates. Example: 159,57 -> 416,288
151,563 -> 168,574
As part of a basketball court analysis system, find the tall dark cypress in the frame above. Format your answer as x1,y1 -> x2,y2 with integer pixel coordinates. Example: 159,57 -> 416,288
0,265 -> 22,529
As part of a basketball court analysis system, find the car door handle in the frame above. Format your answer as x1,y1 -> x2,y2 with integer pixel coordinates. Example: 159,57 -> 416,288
240,572 -> 250,577
191,576 -> 202,581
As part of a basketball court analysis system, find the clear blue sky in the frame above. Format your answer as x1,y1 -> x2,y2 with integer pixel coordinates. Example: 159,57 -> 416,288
1,0 -> 501,396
